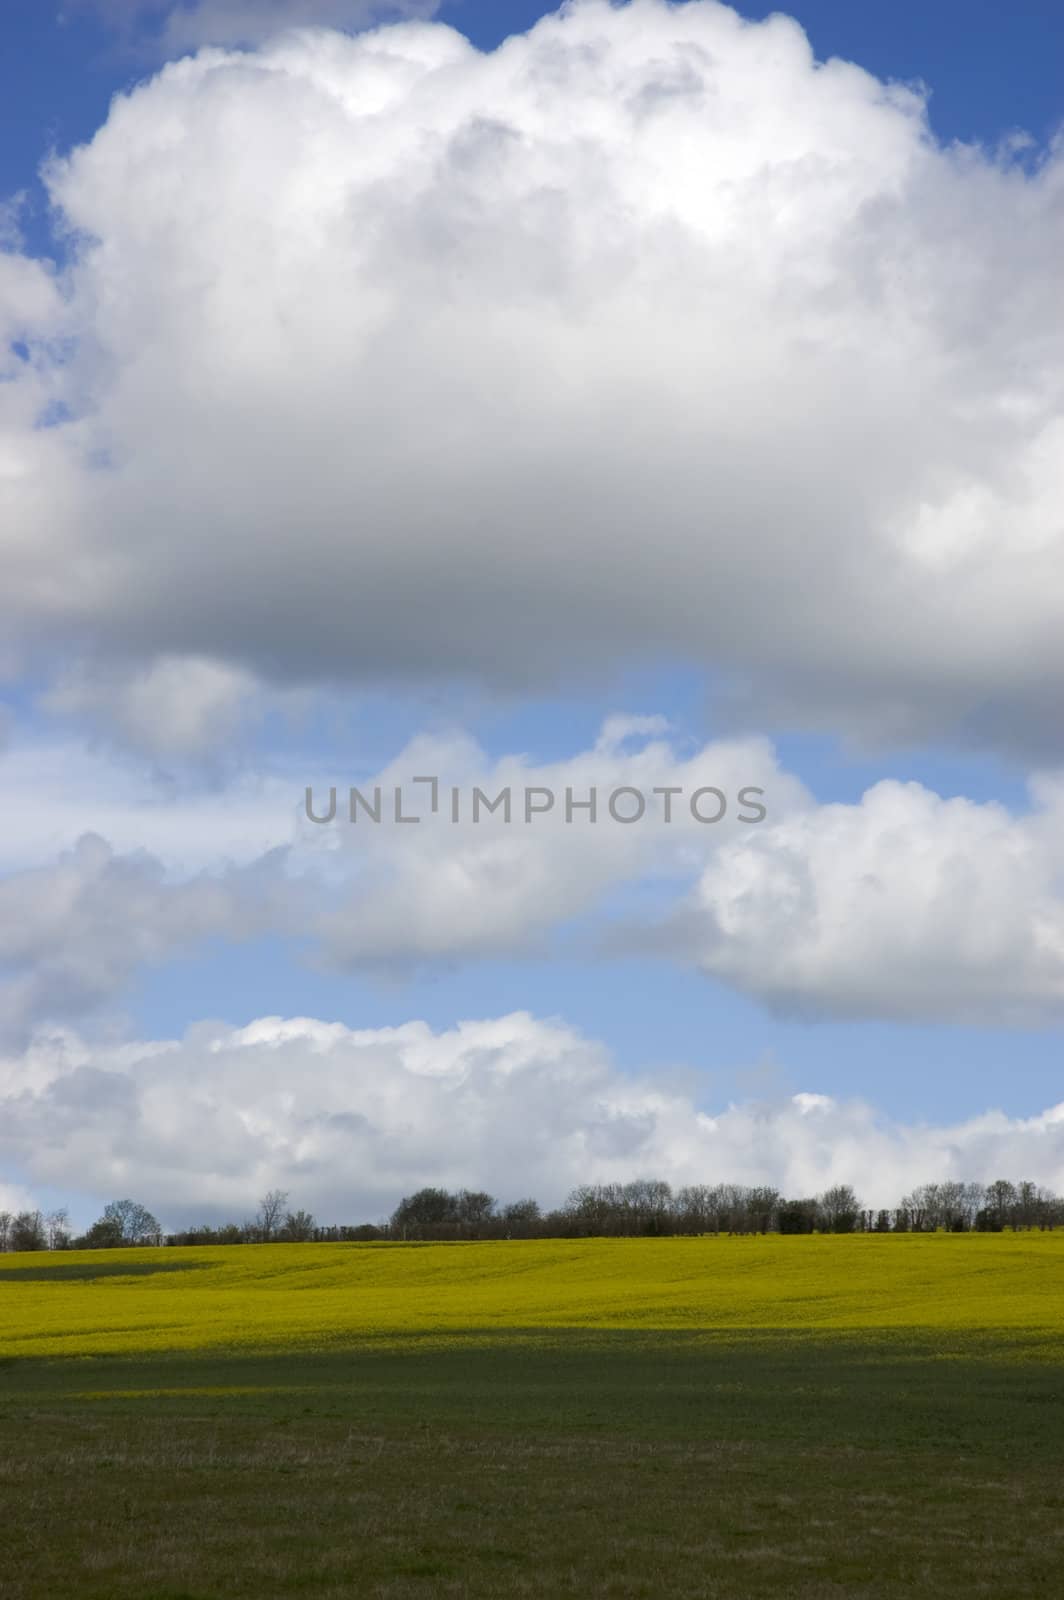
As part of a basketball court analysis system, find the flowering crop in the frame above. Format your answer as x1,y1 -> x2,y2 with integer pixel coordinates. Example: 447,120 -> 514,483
3,1232 -> 1063,1361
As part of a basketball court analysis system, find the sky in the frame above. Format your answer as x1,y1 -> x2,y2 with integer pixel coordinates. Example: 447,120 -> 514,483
1,0 -> 1063,1229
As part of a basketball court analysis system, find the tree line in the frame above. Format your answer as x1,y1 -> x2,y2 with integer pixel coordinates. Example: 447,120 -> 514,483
384,1177 -> 1064,1239
2,1177 -> 1063,1252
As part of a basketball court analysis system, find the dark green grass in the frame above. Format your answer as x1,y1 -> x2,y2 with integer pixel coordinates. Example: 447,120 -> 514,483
3,1330 -> 1064,1598
0,1260 -> 209,1283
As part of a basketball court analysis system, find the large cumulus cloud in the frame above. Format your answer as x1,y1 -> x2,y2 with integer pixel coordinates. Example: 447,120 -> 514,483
2,0 -> 1062,753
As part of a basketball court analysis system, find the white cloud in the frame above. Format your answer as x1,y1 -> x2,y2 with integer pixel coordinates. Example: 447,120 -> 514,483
295,728 -> 1064,1026
4,1009 -> 1064,1224
297,726 -> 1064,1025
0,833 -> 287,1044
8,720 -> 1064,1029
685,775 -> 1064,1023
1,1 -> 1061,755
0,1180 -> 37,1219
306,723 -> 802,966
0,718 -> 801,1032
0,252 -> 59,346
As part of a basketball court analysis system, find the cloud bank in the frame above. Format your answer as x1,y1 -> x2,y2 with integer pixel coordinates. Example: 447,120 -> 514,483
5,1010 -> 1064,1225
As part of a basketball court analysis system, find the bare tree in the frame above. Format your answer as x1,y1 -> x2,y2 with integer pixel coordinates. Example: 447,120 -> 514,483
280,1208 -> 316,1243
454,1190 -> 496,1230
675,1185 -> 714,1233
744,1187 -> 782,1234
817,1185 -> 861,1233
620,1179 -> 673,1234
564,1186 -> 614,1235
256,1190 -> 289,1242
985,1179 -> 1017,1229
45,1208 -> 71,1250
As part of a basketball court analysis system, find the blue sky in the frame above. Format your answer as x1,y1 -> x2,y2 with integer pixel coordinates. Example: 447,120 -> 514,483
2,0 -> 1063,1226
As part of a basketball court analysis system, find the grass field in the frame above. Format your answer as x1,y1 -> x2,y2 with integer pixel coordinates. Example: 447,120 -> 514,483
3,1234 -> 1064,1597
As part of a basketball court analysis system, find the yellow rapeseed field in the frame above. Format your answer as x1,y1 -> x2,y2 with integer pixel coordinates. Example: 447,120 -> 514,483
3,1233 -> 1064,1360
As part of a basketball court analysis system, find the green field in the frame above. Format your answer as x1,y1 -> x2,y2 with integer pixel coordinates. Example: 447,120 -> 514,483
3,1235 -> 1064,1597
